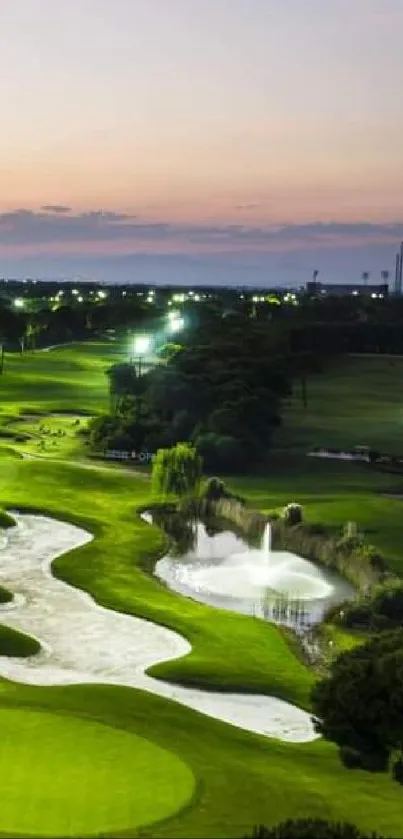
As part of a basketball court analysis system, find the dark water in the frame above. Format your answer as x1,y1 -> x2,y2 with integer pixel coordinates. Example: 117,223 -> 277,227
144,512 -> 355,633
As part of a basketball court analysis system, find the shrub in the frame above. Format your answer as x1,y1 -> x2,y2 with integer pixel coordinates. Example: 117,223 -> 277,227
311,631 -> 403,767
392,754 -> 403,785
202,477 -> 226,500
306,522 -> 327,535
0,585 -> 12,604
282,502 -> 303,525
339,581 -> 403,632
242,819 -> 387,839
0,509 -> 16,528
339,745 -> 363,769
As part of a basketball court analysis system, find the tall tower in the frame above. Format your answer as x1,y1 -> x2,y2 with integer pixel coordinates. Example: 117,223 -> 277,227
395,252 -> 401,294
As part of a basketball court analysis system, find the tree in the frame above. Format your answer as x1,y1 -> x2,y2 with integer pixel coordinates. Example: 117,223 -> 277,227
242,819 -> 387,839
311,630 -> 403,769
283,502 -> 303,525
152,443 -> 202,497
106,362 -> 142,411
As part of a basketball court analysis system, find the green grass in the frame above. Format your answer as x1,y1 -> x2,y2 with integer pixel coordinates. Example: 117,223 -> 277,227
0,707 -> 194,837
4,413 -> 90,459
1,346 -> 403,837
0,341 -> 122,416
0,624 -> 41,656
276,355 -> 403,454
0,683 -> 402,839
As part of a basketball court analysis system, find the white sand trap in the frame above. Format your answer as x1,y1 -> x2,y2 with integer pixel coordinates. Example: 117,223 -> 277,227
0,514 -> 318,743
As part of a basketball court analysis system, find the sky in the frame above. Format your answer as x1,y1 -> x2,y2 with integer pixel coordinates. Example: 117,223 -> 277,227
1,0 -> 402,286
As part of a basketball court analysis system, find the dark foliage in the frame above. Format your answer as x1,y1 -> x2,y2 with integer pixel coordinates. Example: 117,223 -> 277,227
311,630 -> 403,770
243,818 -> 387,839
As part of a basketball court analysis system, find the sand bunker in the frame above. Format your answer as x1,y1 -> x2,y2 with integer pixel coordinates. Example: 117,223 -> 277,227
0,514 -> 318,743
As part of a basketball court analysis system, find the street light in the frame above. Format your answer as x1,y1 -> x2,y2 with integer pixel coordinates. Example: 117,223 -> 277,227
167,316 -> 184,334
133,335 -> 152,375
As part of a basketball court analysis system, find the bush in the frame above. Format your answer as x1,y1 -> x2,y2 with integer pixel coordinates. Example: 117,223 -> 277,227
306,522 -> 327,535
392,754 -> 403,784
339,745 -> 363,769
202,477 -> 226,500
0,509 -> 15,528
311,630 -> 403,767
282,502 -> 303,525
0,585 -> 12,604
339,581 -> 403,632
359,750 -> 390,773
242,819 -> 387,839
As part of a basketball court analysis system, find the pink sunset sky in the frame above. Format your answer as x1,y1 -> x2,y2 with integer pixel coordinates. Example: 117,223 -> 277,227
1,0 -> 402,285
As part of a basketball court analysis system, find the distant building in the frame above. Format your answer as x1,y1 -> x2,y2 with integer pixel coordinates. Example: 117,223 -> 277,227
305,281 -> 389,297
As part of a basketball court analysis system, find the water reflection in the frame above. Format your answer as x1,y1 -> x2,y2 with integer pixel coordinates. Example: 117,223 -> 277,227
146,512 -> 354,633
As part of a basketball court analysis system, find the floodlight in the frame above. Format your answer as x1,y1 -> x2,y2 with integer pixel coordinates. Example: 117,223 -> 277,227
134,335 -> 152,355
168,316 -> 184,333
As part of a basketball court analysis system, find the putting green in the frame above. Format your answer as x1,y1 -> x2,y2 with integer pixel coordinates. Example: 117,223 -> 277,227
0,708 -> 194,837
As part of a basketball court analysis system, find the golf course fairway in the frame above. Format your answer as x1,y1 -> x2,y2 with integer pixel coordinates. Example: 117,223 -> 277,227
0,707 -> 194,837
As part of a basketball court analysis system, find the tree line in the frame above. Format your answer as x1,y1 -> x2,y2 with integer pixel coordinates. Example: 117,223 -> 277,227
89,319 -> 298,472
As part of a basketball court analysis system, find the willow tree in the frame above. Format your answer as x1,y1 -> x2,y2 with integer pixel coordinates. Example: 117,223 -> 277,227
152,443 -> 202,498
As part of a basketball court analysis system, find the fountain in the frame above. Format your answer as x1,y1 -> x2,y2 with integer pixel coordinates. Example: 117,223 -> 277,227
154,518 -> 355,629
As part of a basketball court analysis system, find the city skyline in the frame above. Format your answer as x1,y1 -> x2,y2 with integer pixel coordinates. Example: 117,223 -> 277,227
1,0 -> 402,284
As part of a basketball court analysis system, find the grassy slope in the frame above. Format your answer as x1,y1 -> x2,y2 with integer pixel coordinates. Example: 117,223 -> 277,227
276,354 -> 403,454
0,341 -> 121,416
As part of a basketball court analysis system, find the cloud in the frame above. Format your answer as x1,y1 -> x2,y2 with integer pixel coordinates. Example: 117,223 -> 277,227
41,205 -> 72,214
0,207 -> 401,255
235,203 -> 262,211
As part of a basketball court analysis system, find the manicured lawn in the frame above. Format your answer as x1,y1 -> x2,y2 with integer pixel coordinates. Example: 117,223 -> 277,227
1,345 -> 403,837
0,707 -> 194,837
0,683 -> 402,839
276,355 -> 403,453
0,341 -> 122,416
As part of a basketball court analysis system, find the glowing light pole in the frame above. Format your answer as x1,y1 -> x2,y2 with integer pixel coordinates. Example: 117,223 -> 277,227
132,335 -> 152,375
167,312 -> 185,334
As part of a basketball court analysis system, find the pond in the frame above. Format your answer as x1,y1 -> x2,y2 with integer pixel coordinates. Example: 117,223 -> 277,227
144,511 -> 355,633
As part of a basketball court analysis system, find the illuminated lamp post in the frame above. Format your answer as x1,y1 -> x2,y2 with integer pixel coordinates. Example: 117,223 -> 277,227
132,335 -> 152,376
